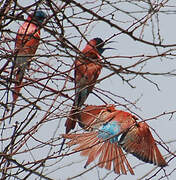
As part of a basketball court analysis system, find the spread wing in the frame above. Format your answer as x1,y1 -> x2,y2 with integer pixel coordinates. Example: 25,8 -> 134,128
120,122 -> 167,167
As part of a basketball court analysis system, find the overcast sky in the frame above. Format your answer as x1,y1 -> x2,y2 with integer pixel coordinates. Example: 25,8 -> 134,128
1,0 -> 176,180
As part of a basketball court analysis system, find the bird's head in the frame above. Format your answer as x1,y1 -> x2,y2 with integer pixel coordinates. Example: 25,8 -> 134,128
89,38 -> 105,55
89,37 -> 115,55
33,10 -> 47,23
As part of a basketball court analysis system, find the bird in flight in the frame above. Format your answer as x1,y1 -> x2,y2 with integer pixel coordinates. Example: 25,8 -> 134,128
63,104 -> 167,174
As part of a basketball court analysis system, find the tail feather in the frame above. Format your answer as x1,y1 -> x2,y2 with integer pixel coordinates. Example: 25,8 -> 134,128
113,144 -> 120,174
59,131 -> 92,154
13,55 -> 29,103
118,146 -> 134,175
98,141 -> 109,168
64,132 -> 98,151
74,133 -> 98,153
13,70 -> 24,103
105,141 -> 113,170
122,152 -> 134,175
65,107 -> 78,133
62,132 -> 134,175
84,139 -> 103,168
114,145 -> 126,174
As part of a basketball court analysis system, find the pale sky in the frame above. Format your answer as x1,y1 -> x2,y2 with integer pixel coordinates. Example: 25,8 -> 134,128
1,0 -> 176,180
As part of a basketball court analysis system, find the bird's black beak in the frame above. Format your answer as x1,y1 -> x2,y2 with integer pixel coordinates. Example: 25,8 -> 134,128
102,40 -> 117,52
104,40 -> 116,45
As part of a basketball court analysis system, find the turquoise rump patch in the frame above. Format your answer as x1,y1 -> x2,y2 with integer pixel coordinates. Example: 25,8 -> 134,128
98,121 -> 120,143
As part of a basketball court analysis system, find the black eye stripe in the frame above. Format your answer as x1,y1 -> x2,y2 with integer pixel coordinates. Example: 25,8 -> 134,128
93,38 -> 104,46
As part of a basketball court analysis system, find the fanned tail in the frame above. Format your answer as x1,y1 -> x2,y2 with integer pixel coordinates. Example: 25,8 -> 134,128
62,132 -> 134,175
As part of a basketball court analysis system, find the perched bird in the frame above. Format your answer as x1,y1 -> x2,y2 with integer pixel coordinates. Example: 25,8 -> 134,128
63,105 -> 167,175
13,10 -> 46,103
65,38 -> 108,134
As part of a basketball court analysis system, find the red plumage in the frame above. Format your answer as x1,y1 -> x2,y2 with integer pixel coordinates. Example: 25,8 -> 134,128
63,105 -> 167,174
13,19 -> 40,102
63,131 -> 134,175
65,38 -> 104,133
13,11 -> 46,103
120,121 -> 167,167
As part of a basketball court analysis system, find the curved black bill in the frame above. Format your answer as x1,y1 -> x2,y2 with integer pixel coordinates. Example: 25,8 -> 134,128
103,40 -> 117,51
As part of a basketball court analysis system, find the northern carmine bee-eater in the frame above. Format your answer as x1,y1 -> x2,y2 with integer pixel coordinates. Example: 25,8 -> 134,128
13,10 -> 46,103
65,38 -> 111,134
63,105 -> 167,175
